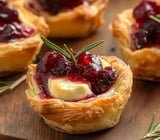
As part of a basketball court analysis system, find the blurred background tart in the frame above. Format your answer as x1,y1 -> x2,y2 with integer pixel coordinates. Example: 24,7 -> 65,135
110,0 -> 160,81
0,0 -> 49,77
23,0 -> 108,38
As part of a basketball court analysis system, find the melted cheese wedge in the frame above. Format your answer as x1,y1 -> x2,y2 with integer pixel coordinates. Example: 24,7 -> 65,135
48,78 -> 93,101
48,58 -> 111,101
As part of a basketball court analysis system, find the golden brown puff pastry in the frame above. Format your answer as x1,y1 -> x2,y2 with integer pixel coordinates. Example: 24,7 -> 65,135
110,0 -> 160,81
0,0 -> 49,76
23,0 -> 108,38
25,56 -> 132,134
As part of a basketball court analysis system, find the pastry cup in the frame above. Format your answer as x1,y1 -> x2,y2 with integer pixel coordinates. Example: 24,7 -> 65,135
24,0 -> 108,38
25,56 -> 132,134
110,4 -> 160,81
0,1 -> 49,76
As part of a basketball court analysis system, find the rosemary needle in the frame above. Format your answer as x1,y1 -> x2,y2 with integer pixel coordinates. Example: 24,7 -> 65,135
0,75 -> 26,95
143,113 -> 160,140
149,15 -> 160,23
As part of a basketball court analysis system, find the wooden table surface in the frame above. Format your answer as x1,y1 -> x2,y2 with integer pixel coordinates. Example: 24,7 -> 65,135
1,0 -> 160,140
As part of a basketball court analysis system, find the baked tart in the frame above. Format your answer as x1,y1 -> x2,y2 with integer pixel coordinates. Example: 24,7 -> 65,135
25,38 -> 133,134
110,0 -> 160,81
0,0 -> 48,76
23,0 -> 108,38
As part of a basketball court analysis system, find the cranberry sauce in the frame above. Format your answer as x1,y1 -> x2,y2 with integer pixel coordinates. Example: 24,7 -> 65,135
37,0 -> 86,15
0,0 -> 34,43
35,51 -> 118,100
131,0 -> 160,50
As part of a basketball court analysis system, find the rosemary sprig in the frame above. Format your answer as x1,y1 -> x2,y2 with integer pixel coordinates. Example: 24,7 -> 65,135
143,113 -> 160,140
41,37 -> 104,64
0,75 -> 26,95
0,81 -> 13,94
64,44 -> 77,64
41,37 -> 71,59
75,40 -> 104,58
149,14 -> 160,23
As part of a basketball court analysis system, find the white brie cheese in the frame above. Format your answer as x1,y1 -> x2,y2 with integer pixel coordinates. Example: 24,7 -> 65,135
48,78 -> 93,101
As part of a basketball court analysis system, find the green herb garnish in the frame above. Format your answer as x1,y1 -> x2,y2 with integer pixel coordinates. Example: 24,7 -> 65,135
143,113 -> 160,140
0,75 -> 26,95
40,37 -> 71,59
149,14 -> 160,23
41,37 -> 104,64
0,81 -> 13,94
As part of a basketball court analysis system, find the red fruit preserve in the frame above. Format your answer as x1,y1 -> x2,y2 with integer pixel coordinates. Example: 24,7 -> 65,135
35,51 -> 118,100
131,0 -> 160,50
0,0 -> 34,43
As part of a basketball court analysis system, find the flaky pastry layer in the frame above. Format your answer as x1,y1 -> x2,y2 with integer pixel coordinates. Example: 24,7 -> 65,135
25,56 -> 132,134
0,0 -> 49,76
24,0 -> 108,38
110,4 -> 160,81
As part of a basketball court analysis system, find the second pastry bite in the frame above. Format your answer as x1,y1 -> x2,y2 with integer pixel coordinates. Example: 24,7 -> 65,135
23,0 -> 108,38
110,0 -> 160,81
0,0 -> 49,76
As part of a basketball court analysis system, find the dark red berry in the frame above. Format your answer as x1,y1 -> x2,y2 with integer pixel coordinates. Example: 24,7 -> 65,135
133,0 -> 160,22
132,20 -> 160,49
77,52 -> 103,77
37,0 -> 84,15
90,67 -> 118,95
0,7 -> 19,23
131,0 -> 160,50
0,1 -> 34,43
0,0 -> 7,7
37,51 -> 75,76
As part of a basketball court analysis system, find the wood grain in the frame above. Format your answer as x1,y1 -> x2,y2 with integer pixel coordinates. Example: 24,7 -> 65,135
1,0 -> 160,140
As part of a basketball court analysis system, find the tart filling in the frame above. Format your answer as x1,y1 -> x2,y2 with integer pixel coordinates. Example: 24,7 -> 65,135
0,0 -> 34,43
36,0 -> 89,15
27,0 -> 90,15
34,44 -> 118,102
131,0 -> 160,50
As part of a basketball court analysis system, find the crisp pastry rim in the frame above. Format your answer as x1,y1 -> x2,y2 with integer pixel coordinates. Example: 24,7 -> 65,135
25,55 -> 133,134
